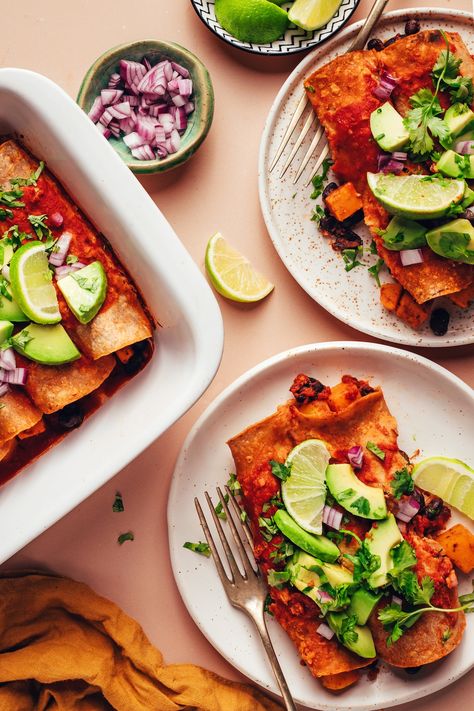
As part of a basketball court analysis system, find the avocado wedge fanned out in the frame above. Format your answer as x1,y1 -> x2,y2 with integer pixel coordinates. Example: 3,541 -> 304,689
214,0 -> 289,44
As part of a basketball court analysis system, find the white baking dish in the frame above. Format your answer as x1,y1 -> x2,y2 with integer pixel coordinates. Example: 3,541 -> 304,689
0,68 -> 224,564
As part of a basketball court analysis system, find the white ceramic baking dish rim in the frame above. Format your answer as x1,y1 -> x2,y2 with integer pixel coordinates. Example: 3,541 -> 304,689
0,68 -> 223,564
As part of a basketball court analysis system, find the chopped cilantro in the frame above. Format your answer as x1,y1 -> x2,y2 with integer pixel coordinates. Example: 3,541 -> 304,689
66,253 -> 79,265
0,208 -> 13,221
258,515 -> 278,541
270,459 -> 291,482
269,540 -> 294,564
183,540 -> 211,557
28,214 -> 52,240
112,492 -> 124,512
0,277 -> 12,302
310,158 -> 333,200
226,473 -> 241,494
311,205 -> 325,223
338,488 -> 356,502
264,593 -> 274,615
390,467 -> 414,500
366,441 -> 385,460
10,161 -> 45,188
0,188 -> 24,209
72,274 -> 99,293
240,510 -> 248,523
342,247 -> 363,272
341,529 -> 381,583
117,531 -> 134,545
369,239 -> 378,254
351,496 -> 370,517
442,628 -> 452,643
305,84 -> 315,94
368,258 -> 385,287
13,329 -> 32,350
267,569 -> 291,588
3,224 -> 31,250
340,614 -> 359,645
215,494 -> 229,521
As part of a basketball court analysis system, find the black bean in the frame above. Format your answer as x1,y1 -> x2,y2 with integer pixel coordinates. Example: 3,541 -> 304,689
322,182 -> 338,202
405,19 -> 421,36
56,403 -> 84,430
342,208 -> 364,227
367,38 -> 384,51
430,308 -> 450,337
384,33 -> 404,48
122,339 -> 153,376
425,497 -> 444,520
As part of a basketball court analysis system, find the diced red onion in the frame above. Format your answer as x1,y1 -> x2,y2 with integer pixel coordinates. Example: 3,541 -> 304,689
2,264 -> 10,282
88,96 -> 104,123
454,140 -> 474,155
171,61 -> 190,78
317,622 -> 335,640
107,72 -> 121,89
0,383 -> 9,397
48,231 -> 72,267
372,71 -> 398,101
2,367 -> 27,385
378,153 -> 404,174
101,89 -> 123,106
131,144 -> 156,161
347,445 -> 364,470
55,262 -> 87,279
0,348 -> 16,371
317,589 -> 334,603
323,505 -> 343,531
86,56 -> 194,161
392,595 -> 402,606
391,151 -> 407,161
395,496 -> 421,523
50,212 -> 64,228
400,248 -> 424,266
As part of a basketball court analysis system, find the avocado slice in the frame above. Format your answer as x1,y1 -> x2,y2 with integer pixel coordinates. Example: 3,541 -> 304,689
463,184 -> 474,209
0,320 -> 13,345
0,239 -> 14,268
347,587 -> 382,625
273,509 -> 339,563
426,218 -> 474,265
57,261 -> 107,325
382,216 -> 427,251
12,323 -> 81,365
444,103 -> 474,138
326,463 -> 387,520
370,102 -> 410,152
0,289 -> 28,322
364,513 -> 403,588
327,611 -> 376,658
292,550 -> 353,587
436,149 -> 474,179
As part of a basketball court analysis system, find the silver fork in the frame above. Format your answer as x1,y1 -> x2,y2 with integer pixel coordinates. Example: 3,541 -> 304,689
195,485 -> 298,711
270,0 -> 389,185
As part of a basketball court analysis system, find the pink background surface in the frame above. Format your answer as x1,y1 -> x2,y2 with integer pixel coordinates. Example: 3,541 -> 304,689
1,1 -> 473,709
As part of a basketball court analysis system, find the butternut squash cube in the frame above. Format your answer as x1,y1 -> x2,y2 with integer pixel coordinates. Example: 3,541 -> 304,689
435,524 -> 474,574
324,183 -> 363,223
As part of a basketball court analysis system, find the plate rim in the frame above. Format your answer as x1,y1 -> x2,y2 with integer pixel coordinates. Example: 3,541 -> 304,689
189,0 -> 361,56
258,7 -> 474,348
168,340 -> 474,710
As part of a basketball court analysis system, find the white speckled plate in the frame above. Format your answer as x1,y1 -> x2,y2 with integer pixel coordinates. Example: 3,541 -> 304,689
190,0 -> 360,56
168,342 -> 473,710
259,9 -> 474,347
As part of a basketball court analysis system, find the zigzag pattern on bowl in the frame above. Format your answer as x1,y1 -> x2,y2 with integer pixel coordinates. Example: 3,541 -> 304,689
191,0 -> 359,55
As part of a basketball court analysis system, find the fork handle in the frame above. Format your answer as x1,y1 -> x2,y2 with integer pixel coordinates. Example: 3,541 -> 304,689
251,613 -> 298,711
348,0 -> 390,52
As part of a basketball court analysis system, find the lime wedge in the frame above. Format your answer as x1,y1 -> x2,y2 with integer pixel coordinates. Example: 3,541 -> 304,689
412,456 -> 474,520
214,0 -> 289,44
205,232 -> 274,303
289,0 -> 343,31
9,242 -> 61,325
281,439 -> 331,535
367,173 -> 465,220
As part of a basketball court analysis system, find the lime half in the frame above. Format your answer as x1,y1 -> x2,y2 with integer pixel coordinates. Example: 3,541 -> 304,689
281,439 -> 331,535
214,0 -> 289,44
205,232 -> 274,303
367,173 -> 465,220
289,0 -> 343,31
412,456 -> 474,520
9,242 -> 61,325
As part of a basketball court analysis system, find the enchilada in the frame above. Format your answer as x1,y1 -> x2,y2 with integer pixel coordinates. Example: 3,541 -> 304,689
0,139 -> 154,482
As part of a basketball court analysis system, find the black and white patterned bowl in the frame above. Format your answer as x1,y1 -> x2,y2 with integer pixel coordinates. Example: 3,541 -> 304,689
190,0 -> 360,55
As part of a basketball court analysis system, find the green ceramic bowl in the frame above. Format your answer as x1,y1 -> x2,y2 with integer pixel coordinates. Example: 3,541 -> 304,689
77,40 -> 214,174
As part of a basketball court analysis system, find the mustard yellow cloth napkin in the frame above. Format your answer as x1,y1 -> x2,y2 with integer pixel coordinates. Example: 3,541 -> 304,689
0,572 -> 283,711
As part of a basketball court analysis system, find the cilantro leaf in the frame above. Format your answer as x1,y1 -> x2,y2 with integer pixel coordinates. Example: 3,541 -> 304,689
10,161 -> 45,188
183,540 -> 210,557
432,47 -> 474,104
267,569 -> 291,588
0,208 -> 13,221
311,205 -> 325,223
226,473 -> 241,494
340,614 -> 359,644
270,460 -> 291,482
338,488 -> 357,502
390,467 -> 415,500
215,493 -> 230,520
117,531 -> 134,545
258,515 -> 278,542
112,492 -> 124,512
0,188 -> 24,208
28,214 -> 52,240
341,530 -> 381,583
342,247 -> 363,272
351,496 -> 370,517
368,258 -> 385,287
389,540 -> 417,578
310,158 -> 333,200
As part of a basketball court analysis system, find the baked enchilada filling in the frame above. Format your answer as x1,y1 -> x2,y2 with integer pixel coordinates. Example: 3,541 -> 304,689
0,139 -> 154,482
